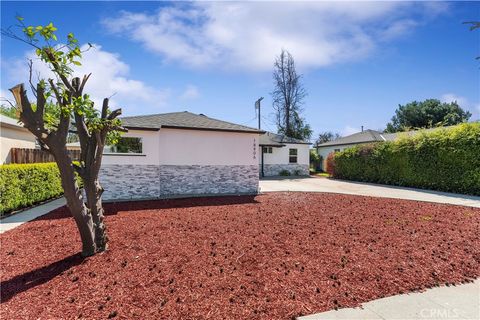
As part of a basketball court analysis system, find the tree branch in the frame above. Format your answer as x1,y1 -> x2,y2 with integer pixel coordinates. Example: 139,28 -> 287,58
48,78 -> 62,105
35,82 -> 46,128
79,73 -> 91,95
101,98 -> 109,119
107,108 -> 122,121
28,60 -> 37,98
9,83 -> 49,140
44,49 -> 75,93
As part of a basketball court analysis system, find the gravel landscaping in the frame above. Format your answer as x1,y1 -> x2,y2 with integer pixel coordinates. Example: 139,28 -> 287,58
1,192 -> 479,319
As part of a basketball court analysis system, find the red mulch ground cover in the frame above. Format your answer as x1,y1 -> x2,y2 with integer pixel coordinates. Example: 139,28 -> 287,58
1,193 -> 479,320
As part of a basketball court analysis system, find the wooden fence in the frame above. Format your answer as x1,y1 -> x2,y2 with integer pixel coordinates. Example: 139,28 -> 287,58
10,148 -> 81,164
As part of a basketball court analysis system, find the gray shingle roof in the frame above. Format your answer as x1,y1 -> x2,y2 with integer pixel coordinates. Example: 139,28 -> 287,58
260,131 -> 311,146
316,129 -> 385,147
121,111 -> 264,134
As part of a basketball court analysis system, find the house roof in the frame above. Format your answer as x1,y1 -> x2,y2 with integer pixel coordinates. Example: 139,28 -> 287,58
0,114 -> 26,130
259,131 -> 311,146
316,126 -> 457,148
316,129 -> 386,147
121,111 -> 264,134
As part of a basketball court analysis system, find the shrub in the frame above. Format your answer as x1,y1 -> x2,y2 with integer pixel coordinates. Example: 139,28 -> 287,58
309,149 -> 321,171
332,123 -> 480,195
279,169 -> 291,176
325,152 -> 336,176
0,163 -> 65,215
293,169 -> 302,176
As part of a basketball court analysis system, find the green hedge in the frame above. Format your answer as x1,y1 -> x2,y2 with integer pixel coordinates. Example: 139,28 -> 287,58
0,163 -> 65,216
332,123 -> 480,195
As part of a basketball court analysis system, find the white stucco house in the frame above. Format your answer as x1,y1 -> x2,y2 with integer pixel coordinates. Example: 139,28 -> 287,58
99,111 -> 264,200
0,115 -> 37,164
259,132 -> 310,176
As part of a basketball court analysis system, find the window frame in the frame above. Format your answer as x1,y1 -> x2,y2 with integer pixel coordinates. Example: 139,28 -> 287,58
104,137 -> 144,155
289,148 -> 298,163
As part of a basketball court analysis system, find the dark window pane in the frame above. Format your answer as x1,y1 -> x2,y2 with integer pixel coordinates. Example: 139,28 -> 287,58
109,137 -> 142,153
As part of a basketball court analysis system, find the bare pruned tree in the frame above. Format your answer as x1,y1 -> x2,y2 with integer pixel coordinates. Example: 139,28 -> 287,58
4,18 -> 125,256
271,49 -> 312,140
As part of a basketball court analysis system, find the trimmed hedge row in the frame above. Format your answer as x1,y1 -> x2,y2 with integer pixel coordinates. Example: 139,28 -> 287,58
0,163 -> 64,216
332,123 -> 480,195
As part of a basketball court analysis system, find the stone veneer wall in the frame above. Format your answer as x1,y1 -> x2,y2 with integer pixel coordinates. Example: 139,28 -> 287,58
261,164 -> 309,177
100,164 -> 259,201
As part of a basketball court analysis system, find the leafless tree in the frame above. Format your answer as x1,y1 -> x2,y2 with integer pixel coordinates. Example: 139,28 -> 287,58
271,49 -> 311,140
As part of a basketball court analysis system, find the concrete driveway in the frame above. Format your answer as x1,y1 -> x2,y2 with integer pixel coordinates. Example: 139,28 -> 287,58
259,176 -> 480,208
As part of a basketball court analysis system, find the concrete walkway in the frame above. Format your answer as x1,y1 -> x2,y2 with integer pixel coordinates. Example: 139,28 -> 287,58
299,279 -> 480,320
0,197 -> 66,234
260,177 -> 480,208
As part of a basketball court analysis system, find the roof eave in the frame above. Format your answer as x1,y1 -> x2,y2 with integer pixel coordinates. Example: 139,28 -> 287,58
316,140 -> 378,148
259,143 -> 286,147
123,126 -> 160,131
163,125 -> 264,134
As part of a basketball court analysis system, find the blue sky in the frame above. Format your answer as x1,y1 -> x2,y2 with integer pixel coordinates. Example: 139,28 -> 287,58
1,1 -> 479,138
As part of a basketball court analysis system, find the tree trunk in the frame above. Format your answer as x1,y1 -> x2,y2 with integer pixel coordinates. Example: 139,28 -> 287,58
54,148 -> 96,257
84,178 -> 108,252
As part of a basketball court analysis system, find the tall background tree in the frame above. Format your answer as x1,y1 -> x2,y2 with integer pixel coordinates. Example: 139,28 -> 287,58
3,18 -> 125,256
385,99 -> 471,133
271,49 -> 312,140
315,131 -> 341,145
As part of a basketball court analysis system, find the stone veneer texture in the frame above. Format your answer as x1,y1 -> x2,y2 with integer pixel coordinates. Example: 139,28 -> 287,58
100,165 -> 259,200
261,164 -> 309,177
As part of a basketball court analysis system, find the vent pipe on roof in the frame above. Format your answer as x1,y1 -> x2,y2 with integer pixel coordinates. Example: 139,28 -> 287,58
361,126 -> 364,132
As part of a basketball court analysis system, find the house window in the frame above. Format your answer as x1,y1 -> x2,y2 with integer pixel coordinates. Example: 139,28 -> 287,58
334,148 -> 340,153
106,137 -> 143,154
263,146 -> 273,153
289,148 -> 297,163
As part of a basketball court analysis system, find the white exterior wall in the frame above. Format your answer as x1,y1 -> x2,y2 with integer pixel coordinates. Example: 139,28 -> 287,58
102,128 -> 259,166
1,125 -> 37,164
262,143 -> 309,165
102,129 -> 160,165
260,143 -> 310,176
157,128 -> 258,165
99,127 -> 260,200
317,143 -> 358,170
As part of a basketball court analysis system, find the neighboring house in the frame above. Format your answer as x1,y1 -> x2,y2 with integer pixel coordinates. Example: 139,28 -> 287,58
315,127 -> 447,170
0,115 -> 37,164
99,111 -> 264,200
316,130 -> 388,170
259,132 -> 310,177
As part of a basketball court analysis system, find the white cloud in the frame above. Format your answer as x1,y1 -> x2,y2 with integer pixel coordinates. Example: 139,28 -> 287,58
342,125 -> 360,136
5,44 -> 170,115
440,93 -> 480,120
102,2 -> 446,71
180,85 -> 200,100
440,93 -> 468,106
